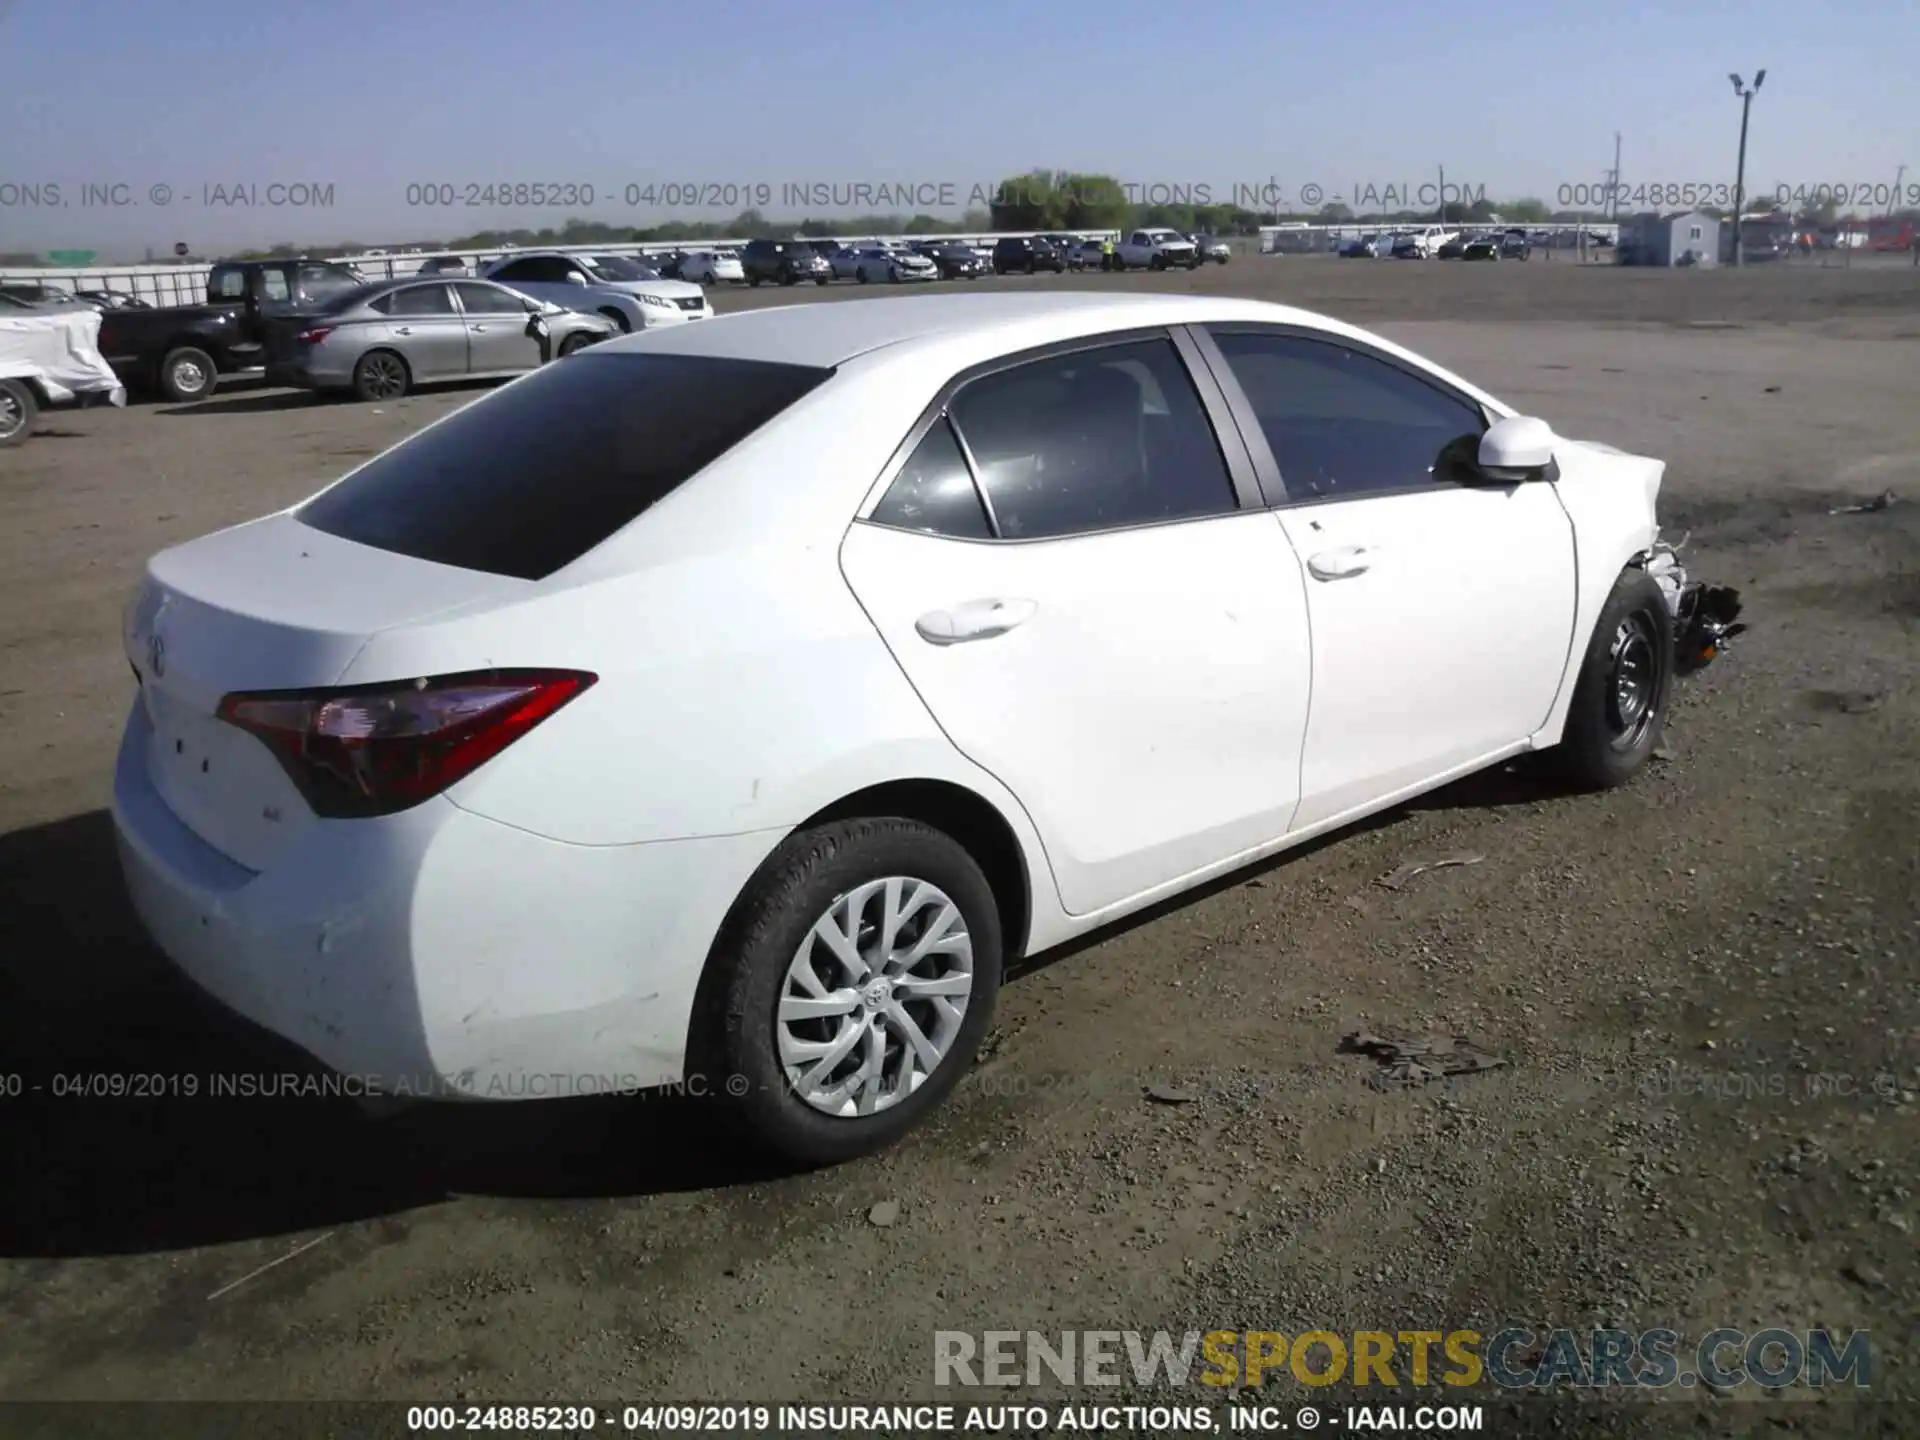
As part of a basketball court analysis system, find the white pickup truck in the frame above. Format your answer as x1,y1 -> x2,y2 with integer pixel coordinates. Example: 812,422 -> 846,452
1114,227 -> 1201,270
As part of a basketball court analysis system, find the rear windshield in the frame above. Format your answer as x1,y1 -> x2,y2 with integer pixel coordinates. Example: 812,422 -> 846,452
297,353 -> 834,580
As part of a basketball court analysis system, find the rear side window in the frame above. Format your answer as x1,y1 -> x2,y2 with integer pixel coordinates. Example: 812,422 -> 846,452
946,339 -> 1237,540
871,419 -> 991,539
297,354 -> 834,580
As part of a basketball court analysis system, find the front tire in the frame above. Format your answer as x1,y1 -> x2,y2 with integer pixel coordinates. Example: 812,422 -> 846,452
702,817 -> 1004,1166
557,332 -> 595,357
1553,567 -> 1676,789
598,307 -> 631,334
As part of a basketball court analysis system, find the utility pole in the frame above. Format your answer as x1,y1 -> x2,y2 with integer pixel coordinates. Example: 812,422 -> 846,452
1894,163 -> 1908,218
1729,70 -> 1766,266
1438,163 -> 1446,224
1610,132 -> 1623,224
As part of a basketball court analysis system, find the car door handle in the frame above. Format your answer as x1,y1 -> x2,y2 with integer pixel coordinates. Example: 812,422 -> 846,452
915,598 -> 1037,645
1307,545 -> 1373,580
471,324 -> 488,332
393,326 -> 411,335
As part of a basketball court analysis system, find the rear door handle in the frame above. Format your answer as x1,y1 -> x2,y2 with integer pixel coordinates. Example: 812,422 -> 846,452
393,326 -> 411,335
471,324 -> 488,332
1306,545 -> 1373,580
915,598 -> 1037,645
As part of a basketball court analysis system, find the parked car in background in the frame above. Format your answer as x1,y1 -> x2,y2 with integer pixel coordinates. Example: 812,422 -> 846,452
1460,234 -> 1503,261
1193,235 -> 1232,263
1,303 -> 126,445
678,249 -> 745,285
417,256 -> 469,276
992,236 -> 1067,274
1500,229 -> 1531,260
1114,228 -> 1201,270
924,243 -> 985,280
854,247 -> 937,284
110,291 -> 1745,1166
1436,234 -> 1470,259
267,277 -> 614,402
827,245 -> 867,281
481,251 -> 710,332
1070,238 -> 1114,271
0,282 -> 78,308
741,239 -> 833,287
1339,233 -> 1387,258
96,257 -> 364,401
74,289 -> 152,309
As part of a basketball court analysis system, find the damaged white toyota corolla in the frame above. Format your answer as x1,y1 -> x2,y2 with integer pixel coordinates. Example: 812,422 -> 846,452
111,293 -> 1743,1163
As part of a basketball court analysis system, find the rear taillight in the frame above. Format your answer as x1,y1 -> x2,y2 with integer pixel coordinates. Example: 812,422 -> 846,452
215,669 -> 595,818
295,325 -> 333,344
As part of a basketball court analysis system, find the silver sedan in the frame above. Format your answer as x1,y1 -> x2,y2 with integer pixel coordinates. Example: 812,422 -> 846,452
270,277 -> 616,402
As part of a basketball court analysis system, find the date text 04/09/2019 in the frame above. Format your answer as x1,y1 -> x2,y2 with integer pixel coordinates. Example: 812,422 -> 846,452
400,1404 -> 1488,1433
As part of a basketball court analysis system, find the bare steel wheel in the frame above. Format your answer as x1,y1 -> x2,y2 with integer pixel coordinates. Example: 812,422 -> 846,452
702,816 -> 1003,1165
777,876 -> 975,1118
1554,567 -> 1675,789
1606,612 -> 1660,752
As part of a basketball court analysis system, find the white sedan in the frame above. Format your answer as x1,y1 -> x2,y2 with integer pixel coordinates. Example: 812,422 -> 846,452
111,293 -> 1742,1164
853,246 -> 937,283
678,249 -> 745,285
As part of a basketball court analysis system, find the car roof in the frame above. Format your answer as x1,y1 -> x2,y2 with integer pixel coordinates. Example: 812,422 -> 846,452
593,292 -> 1351,369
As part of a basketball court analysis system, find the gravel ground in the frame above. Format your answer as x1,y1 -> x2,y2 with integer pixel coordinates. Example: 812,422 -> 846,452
0,256 -> 1915,1436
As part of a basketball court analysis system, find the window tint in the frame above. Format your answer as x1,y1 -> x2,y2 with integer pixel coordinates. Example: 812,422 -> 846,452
1208,332 -> 1486,501
365,291 -> 395,315
946,339 -> 1237,540
871,419 -> 991,539
209,267 -> 247,300
387,283 -> 456,316
297,354 -> 834,580
260,269 -> 291,302
454,282 -> 524,314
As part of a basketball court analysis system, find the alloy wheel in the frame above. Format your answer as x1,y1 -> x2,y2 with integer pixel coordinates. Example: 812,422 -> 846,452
776,876 -> 975,1118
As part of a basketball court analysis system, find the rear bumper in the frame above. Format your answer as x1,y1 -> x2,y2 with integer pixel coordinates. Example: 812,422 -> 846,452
110,699 -> 780,1099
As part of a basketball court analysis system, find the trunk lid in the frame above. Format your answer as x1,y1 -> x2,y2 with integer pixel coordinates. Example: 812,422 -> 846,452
125,513 -> 526,870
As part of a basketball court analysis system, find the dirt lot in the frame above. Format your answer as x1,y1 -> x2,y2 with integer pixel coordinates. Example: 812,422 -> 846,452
1,257 -> 1916,1433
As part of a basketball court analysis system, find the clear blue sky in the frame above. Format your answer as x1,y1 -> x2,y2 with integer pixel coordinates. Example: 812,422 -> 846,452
1,0 -> 1912,256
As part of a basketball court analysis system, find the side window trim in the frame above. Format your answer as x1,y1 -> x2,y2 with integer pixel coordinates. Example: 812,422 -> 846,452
943,411 -> 1002,538
1189,323 -> 1494,509
855,325 -> 1262,539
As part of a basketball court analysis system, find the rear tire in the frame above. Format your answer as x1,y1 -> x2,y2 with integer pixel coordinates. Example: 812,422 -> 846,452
159,346 -> 217,403
351,349 -> 410,403
1552,567 -> 1675,790
0,378 -> 37,447
700,817 -> 1004,1166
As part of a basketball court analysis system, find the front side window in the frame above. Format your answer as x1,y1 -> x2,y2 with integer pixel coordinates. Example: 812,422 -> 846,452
944,339 -> 1237,540
453,282 -> 527,315
1207,331 -> 1487,501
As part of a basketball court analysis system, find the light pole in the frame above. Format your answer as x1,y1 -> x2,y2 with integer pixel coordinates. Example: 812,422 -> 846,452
1729,70 -> 1766,266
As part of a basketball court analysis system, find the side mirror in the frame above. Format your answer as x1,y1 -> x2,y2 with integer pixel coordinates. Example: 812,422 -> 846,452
1477,415 -> 1556,481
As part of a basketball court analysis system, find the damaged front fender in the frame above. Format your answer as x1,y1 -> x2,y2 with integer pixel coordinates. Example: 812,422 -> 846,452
1639,533 -> 1748,675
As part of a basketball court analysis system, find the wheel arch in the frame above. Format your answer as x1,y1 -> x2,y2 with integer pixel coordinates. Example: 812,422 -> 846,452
683,774 -> 1038,1082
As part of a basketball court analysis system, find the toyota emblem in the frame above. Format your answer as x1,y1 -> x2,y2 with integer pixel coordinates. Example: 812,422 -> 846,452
146,630 -> 166,678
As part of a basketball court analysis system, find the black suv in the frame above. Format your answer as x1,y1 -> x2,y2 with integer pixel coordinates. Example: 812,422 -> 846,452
992,236 -> 1067,274
740,239 -> 831,287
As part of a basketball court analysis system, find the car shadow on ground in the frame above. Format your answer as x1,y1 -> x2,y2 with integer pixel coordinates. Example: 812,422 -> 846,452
0,811 -> 787,1260
158,390 -> 339,416
1,763 -> 1567,1258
